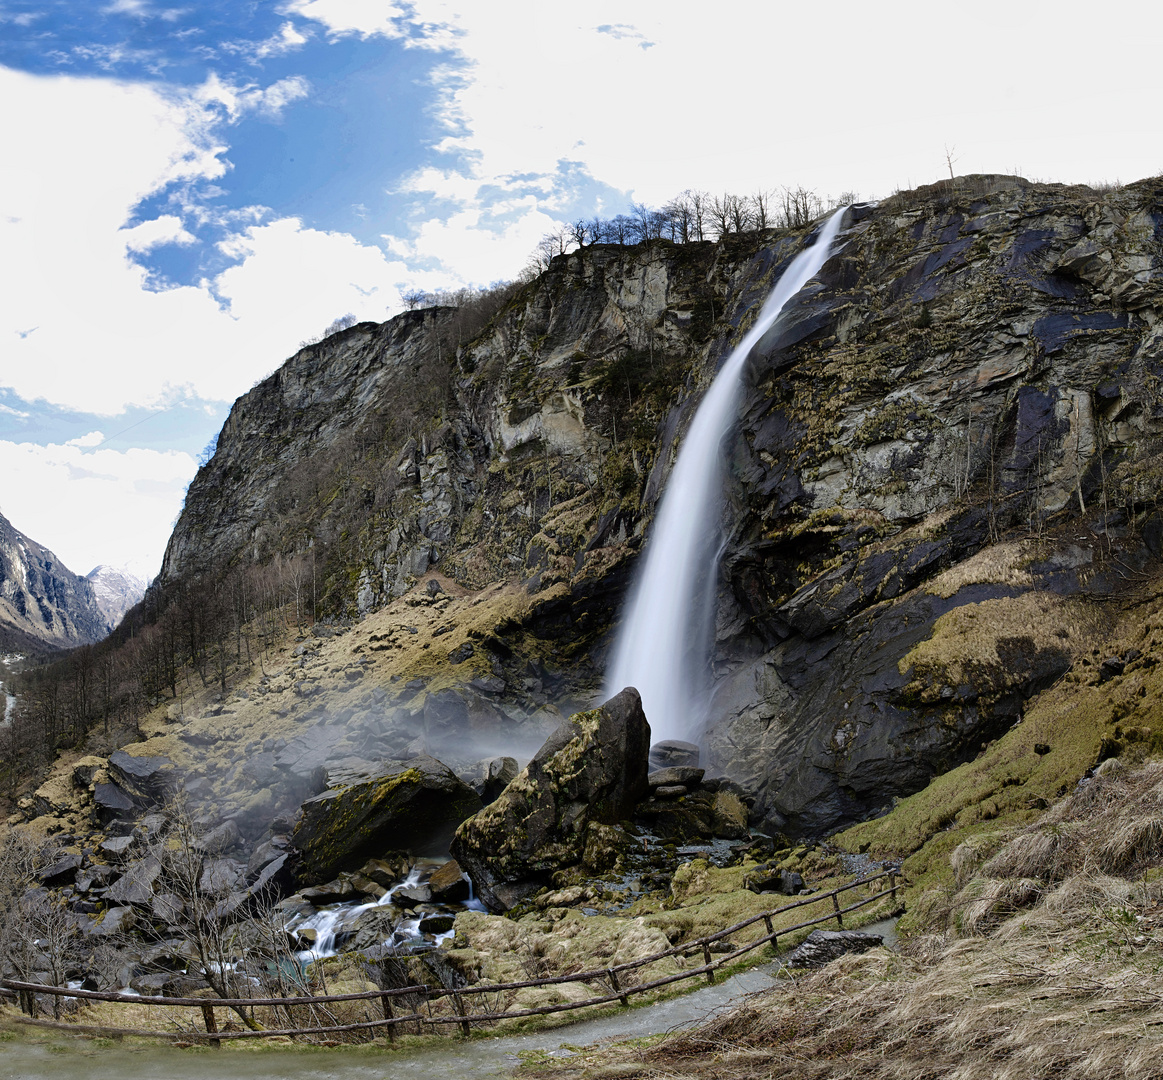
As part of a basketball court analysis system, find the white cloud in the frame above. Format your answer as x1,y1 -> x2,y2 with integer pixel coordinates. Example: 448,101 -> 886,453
191,72 -> 311,123
122,214 -> 196,252
67,431 -> 106,448
280,0 -> 409,40
254,20 -> 309,58
221,20 -> 311,61
387,203 -> 558,285
0,438 -> 197,578
594,23 -> 654,49
103,0 -> 149,14
0,65 -> 409,416
0,403 -> 29,418
212,216 -> 416,337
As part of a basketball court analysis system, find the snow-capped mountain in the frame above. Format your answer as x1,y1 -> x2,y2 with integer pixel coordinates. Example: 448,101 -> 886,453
85,564 -> 147,633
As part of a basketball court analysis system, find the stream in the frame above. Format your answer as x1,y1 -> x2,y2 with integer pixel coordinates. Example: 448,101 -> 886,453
1,918 -> 898,1079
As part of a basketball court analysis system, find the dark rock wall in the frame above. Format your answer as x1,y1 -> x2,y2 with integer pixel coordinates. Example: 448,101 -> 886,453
160,174 -> 1163,836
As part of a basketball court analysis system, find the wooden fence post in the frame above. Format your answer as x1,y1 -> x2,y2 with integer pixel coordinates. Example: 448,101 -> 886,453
200,1003 -> 221,1049
702,943 -> 715,985
451,992 -> 471,1039
380,994 -> 395,1044
832,892 -> 844,928
890,872 -> 897,901
607,968 -> 630,1007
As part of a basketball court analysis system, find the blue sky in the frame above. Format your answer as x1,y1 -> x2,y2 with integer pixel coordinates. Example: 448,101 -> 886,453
1,0 -> 1160,579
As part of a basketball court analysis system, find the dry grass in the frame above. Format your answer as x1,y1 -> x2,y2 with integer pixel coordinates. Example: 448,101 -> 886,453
522,760 -> 1163,1080
924,540 -> 1035,599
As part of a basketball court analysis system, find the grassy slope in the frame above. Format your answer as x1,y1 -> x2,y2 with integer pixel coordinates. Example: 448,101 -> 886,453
522,759 -> 1163,1080
830,561 -> 1163,930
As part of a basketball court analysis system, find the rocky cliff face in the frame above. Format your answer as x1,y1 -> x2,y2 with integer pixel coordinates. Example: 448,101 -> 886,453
0,511 -> 107,653
161,174 -> 1163,837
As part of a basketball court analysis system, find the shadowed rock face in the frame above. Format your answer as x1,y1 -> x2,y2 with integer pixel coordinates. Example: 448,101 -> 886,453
155,175 -> 1163,838
0,509 -> 106,651
452,687 -> 650,911
291,755 -> 482,885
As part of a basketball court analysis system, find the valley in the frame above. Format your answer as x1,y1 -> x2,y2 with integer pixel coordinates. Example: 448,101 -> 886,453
3,174 -> 1163,1075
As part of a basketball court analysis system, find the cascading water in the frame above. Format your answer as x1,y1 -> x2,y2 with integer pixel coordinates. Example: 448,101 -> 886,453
288,862 -> 486,961
604,209 -> 848,747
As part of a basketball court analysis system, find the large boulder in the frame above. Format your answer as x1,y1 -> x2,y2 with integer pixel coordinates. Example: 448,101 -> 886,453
451,687 -> 650,911
291,755 -> 482,886
108,750 -> 174,806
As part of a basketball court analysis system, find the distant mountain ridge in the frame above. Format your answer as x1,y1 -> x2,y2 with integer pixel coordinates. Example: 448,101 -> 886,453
0,510 -> 108,653
85,564 -> 147,634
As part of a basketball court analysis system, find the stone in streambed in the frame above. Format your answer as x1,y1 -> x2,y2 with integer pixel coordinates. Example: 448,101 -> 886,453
648,767 -> 704,788
418,914 -> 456,935
428,859 -> 471,902
635,788 -> 715,842
649,740 -> 699,770
360,855 -> 412,888
745,865 -> 805,895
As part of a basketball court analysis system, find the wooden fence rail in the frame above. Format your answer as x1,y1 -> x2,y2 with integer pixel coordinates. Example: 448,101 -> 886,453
1,869 -> 900,1046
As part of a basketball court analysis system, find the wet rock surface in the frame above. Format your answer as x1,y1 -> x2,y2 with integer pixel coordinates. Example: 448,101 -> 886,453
291,754 -> 483,885
785,929 -> 884,967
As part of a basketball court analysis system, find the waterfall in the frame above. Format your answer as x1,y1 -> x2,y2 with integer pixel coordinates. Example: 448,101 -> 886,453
604,209 -> 847,747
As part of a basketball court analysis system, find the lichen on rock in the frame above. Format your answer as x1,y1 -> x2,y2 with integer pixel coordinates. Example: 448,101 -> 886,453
452,686 -> 650,910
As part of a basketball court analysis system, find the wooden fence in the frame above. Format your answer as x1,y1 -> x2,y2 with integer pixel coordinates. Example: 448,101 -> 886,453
0,869 -> 900,1047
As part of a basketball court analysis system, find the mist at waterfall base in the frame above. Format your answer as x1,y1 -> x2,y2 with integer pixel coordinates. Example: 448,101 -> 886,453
605,209 -> 848,749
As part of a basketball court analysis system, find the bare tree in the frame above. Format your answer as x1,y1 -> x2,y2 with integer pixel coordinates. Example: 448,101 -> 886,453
608,214 -> 633,245
689,189 -> 709,241
664,192 -> 694,243
322,313 -> 358,338
727,193 -> 752,233
944,143 -> 959,181
751,188 -> 773,230
709,192 -> 734,238
0,831 -> 81,1018
779,185 -> 823,228
146,800 -> 265,1029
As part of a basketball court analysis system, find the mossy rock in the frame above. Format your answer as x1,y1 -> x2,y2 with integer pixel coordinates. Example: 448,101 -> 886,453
292,755 -> 482,885
452,687 -> 650,910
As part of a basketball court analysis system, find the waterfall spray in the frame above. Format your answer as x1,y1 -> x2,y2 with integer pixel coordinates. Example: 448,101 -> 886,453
604,209 -> 847,747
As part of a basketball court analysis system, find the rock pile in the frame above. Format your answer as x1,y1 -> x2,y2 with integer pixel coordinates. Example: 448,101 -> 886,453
452,687 -> 650,910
